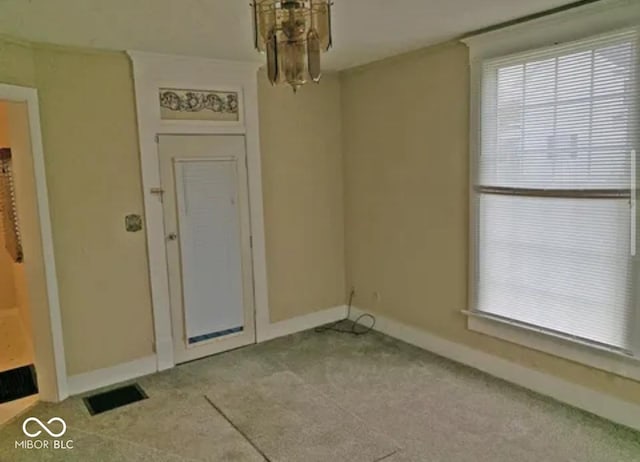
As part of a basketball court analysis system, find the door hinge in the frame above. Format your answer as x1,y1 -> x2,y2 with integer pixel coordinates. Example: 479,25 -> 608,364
154,135 -> 160,144
250,235 -> 253,248
150,187 -> 165,202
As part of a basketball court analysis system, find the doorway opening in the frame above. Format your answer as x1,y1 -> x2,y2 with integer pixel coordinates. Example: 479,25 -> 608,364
0,88 -> 67,424
0,101 -> 38,424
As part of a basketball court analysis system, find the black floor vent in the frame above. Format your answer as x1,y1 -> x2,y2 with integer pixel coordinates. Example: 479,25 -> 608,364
83,383 -> 148,416
0,364 -> 38,404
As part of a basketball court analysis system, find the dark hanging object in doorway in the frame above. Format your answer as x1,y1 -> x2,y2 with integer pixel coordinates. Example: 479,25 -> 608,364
83,383 -> 148,416
0,148 -> 23,263
0,364 -> 38,404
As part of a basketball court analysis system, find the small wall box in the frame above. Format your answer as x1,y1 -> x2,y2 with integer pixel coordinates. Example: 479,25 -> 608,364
125,214 -> 143,232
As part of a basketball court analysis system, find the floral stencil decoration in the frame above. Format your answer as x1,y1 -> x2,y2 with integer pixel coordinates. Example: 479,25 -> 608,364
159,88 -> 240,122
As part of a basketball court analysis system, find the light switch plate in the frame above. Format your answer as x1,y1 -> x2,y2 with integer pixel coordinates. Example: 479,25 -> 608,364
125,214 -> 143,232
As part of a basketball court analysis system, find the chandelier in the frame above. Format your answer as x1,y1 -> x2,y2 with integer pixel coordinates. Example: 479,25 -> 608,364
251,1 -> 333,91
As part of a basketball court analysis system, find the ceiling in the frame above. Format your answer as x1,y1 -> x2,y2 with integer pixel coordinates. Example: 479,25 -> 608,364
0,0 -> 584,70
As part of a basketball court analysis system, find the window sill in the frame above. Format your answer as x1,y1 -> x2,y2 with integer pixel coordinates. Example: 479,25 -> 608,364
464,310 -> 640,383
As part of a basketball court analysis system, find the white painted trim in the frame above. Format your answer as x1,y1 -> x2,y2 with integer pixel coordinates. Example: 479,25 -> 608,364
67,306 -> 346,395
463,0 -> 640,383
128,51 -> 269,371
0,84 -> 68,402
67,355 -> 157,396
467,313 -> 640,382
462,0 -> 640,62
259,305 -> 347,342
351,307 -> 640,432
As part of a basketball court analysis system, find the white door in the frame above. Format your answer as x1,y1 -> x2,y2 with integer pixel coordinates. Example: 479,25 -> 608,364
159,135 -> 255,364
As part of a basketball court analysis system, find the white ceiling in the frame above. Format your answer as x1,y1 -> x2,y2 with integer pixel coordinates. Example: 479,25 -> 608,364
0,0 -> 582,70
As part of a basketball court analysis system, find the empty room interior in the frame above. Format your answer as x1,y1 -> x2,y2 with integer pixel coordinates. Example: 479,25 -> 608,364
0,0 -> 639,460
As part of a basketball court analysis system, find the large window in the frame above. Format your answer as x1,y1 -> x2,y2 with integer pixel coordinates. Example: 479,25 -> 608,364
474,28 -> 639,354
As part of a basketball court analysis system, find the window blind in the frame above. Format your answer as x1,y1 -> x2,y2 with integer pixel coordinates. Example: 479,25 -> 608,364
475,28 -> 639,352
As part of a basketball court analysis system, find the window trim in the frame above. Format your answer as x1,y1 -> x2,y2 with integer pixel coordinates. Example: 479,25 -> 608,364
463,0 -> 640,380
465,311 -> 640,382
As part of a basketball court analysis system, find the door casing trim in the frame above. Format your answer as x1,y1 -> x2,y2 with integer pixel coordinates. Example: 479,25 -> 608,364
158,135 -> 257,363
128,51 -> 270,371
0,84 -> 68,401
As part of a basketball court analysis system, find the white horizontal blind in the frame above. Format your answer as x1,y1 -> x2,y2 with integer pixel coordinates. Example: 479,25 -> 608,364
476,28 -> 639,351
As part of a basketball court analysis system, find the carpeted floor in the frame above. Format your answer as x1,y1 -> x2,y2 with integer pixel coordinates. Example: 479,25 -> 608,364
1,329 -> 639,461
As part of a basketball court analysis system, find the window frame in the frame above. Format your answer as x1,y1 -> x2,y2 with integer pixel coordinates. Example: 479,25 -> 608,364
463,0 -> 640,380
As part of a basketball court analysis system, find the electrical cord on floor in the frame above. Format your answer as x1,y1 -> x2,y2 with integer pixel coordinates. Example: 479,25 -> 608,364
314,288 -> 376,336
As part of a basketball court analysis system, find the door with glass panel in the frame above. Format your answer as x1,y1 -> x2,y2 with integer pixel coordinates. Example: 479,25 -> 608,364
159,135 -> 255,364
473,28 -> 639,354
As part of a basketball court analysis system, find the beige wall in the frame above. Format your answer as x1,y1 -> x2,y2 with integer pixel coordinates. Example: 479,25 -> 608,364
0,37 -> 347,376
341,41 -> 640,405
258,72 -> 346,322
5,30 -> 632,407
0,40 -> 154,376
0,38 -> 36,87
32,46 -> 155,375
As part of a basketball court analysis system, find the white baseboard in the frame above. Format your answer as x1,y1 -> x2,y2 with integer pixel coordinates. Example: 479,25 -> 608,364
259,305 -> 347,342
66,307 -> 346,395
154,339 -> 174,372
351,307 -> 640,432
67,355 -> 157,396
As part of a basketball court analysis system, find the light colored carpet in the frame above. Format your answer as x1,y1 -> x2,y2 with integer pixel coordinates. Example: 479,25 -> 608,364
205,370 -> 399,462
0,329 -> 638,461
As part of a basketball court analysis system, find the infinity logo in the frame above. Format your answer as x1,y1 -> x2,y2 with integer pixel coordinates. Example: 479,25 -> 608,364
22,417 -> 67,438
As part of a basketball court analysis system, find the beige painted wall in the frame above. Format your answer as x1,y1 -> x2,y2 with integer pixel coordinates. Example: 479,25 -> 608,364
258,72 -> 346,322
0,102 -> 17,311
33,46 -> 155,375
0,36 -> 347,376
0,30 -> 637,408
0,37 -> 36,87
0,40 -> 155,376
341,41 -> 640,405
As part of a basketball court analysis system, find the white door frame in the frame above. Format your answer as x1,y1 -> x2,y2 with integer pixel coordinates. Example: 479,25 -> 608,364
159,137 -> 257,363
128,52 -> 271,371
0,83 -> 68,401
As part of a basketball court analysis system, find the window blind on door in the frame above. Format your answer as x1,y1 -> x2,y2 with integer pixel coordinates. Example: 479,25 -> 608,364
475,28 -> 639,352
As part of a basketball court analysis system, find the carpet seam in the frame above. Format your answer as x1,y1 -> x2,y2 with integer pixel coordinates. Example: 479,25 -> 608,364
204,394 -> 272,462
373,449 -> 400,462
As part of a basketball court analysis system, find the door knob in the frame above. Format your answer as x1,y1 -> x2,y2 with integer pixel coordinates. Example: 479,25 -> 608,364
167,233 -> 178,241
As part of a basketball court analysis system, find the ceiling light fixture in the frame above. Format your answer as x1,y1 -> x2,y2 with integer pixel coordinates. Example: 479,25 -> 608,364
251,0 -> 333,92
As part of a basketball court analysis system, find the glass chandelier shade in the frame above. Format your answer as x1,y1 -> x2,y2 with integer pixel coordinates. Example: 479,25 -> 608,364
251,0 -> 333,91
